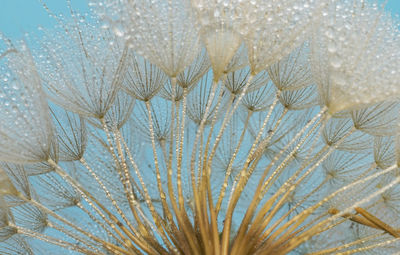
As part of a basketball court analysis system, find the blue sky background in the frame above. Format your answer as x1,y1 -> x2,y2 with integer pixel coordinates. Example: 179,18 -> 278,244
0,0 -> 89,38
0,0 -> 399,39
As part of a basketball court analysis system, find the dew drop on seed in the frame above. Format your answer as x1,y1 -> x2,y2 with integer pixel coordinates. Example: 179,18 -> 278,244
330,55 -> 342,69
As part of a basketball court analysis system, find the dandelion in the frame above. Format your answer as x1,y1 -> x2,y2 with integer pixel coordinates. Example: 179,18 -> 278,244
37,19 -> 127,119
311,0 -> 400,113
0,40 -> 53,164
0,0 -> 400,254
94,0 -> 201,78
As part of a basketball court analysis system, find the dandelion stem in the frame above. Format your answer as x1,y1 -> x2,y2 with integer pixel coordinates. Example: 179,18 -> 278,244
280,165 -> 400,253
47,158 -> 151,254
215,110 -> 253,214
144,100 -> 181,253
14,225 -> 104,255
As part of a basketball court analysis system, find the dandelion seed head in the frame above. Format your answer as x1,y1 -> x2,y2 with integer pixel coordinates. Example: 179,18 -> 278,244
0,0 -> 400,254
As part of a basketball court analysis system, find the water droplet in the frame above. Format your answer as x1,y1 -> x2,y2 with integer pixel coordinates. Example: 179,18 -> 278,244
330,55 -> 342,69
113,27 -> 124,37
327,41 -> 337,53
325,26 -> 335,39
